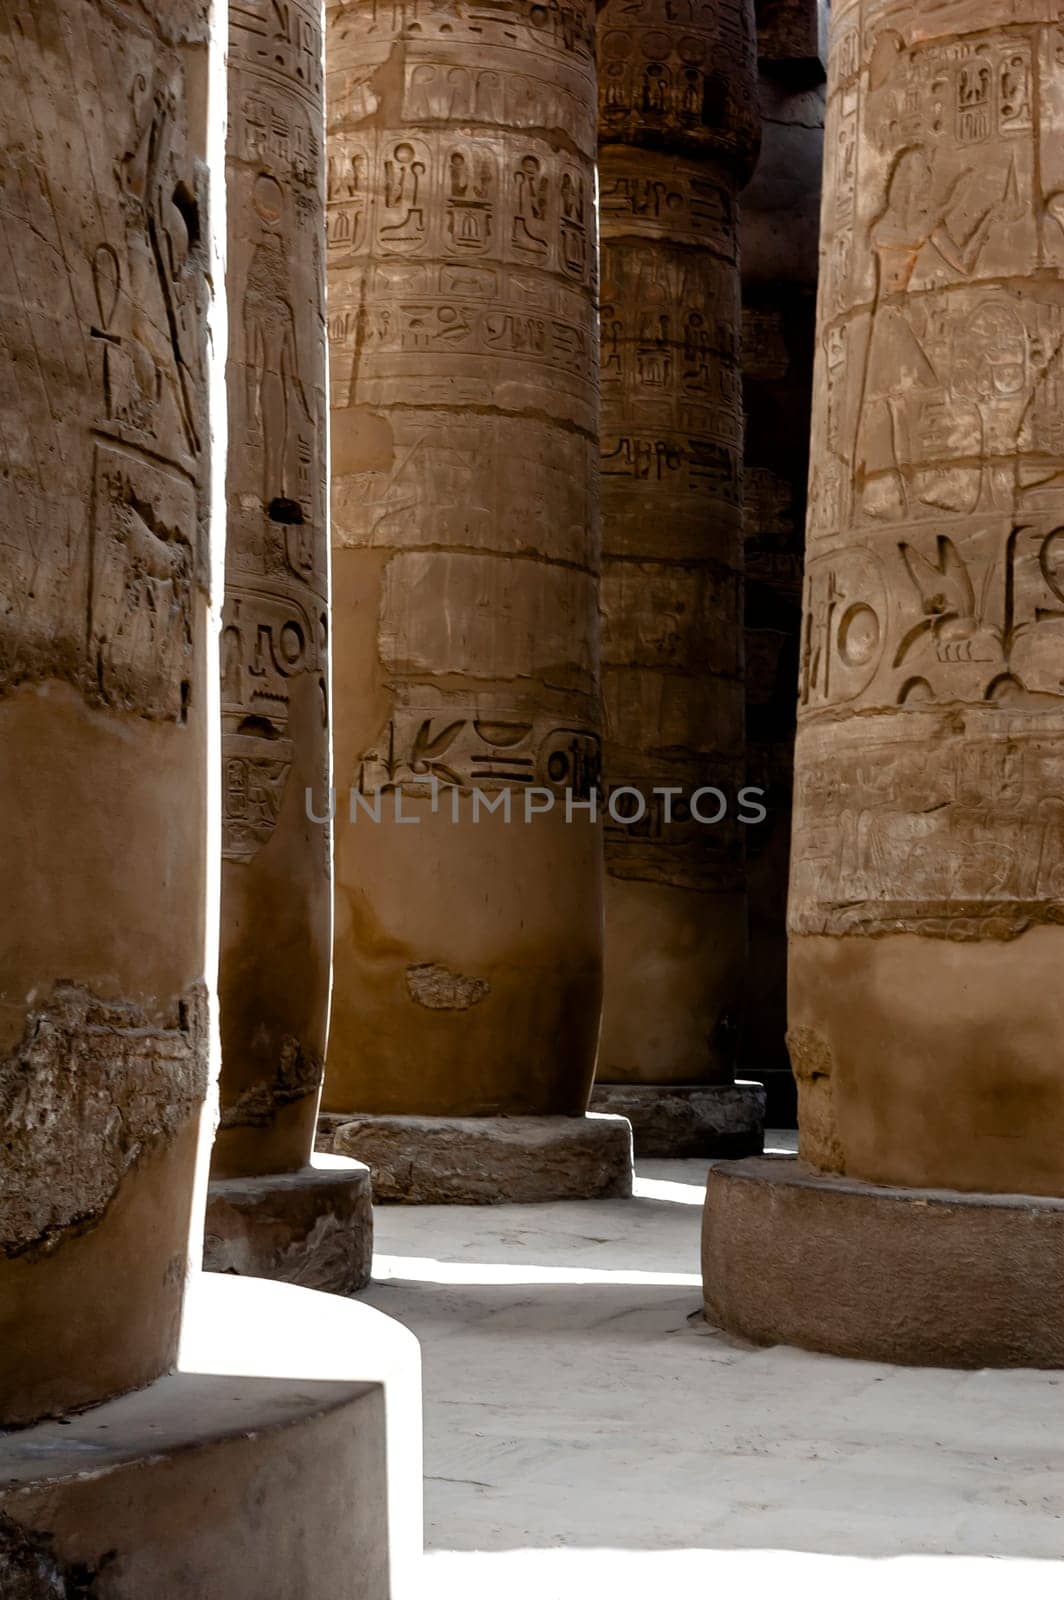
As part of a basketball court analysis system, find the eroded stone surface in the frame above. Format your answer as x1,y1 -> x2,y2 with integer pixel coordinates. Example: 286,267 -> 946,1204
595,0 -> 759,1088
327,1115 -> 633,1204
787,1 -> 1064,1193
1,985 -> 208,1258
214,0 -> 331,1179
324,0 -> 604,1116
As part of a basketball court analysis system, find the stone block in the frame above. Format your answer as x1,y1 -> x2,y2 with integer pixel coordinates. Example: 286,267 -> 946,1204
0,1276 -> 423,1598
591,1081 -> 765,1159
703,1155 -> 1064,1368
321,1114 -> 633,1204
203,1156 -> 373,1295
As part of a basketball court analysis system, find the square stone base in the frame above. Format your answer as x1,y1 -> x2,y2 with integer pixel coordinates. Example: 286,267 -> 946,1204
703,1155 -> 1064,1368
0,1275 -> 422,1597
589,1081 -> 765,1158
203,1155 -> 373,1294
316,1113 -> 633,1204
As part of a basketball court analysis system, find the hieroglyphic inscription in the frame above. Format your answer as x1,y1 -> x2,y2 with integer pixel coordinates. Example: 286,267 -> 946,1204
791,0 -> 1064,938
328,0 -> 601,776
0,6 -> 210,718
597,1 -> 755,892
325,0 -> 604,1113
224,0 -> 327,863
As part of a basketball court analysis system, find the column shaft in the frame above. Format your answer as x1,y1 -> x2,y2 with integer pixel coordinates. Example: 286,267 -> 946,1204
325,0 -> 603,1115
0,0 -> 217,1422
215,0 -> 331,1178
791,0 -> 1064,1194
596,0 -> 759,1085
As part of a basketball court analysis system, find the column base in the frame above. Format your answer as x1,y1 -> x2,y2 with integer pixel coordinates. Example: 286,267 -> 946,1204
703,1155 -> 1064,1368
0,1274 -> 422,1597
203,1155 -> 373,1294
590,1081 -> 765,1158
317,1113 -> 633,1204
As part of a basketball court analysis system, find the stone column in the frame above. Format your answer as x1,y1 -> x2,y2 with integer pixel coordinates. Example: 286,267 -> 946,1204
703,0 -> 1064,1367
322,0 -> 630,1198
0,10 -> 424,1587
589,0 -> 766,1157
205,0 -> 371,1293
0,0 -> 216,1425
738,1 -> 825,1127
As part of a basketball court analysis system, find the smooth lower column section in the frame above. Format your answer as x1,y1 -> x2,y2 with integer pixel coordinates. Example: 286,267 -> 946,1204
0,0 -> 217,1426
704,0 -> 1064,1366
0,1277 -> 423,1598
593,0 -> 764,1156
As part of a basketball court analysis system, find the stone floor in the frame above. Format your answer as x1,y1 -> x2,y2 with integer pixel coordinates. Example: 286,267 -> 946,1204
362,1137 -> 1064,1598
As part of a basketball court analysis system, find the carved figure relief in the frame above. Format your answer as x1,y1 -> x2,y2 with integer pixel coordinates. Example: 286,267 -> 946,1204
792,0 -> 1064,941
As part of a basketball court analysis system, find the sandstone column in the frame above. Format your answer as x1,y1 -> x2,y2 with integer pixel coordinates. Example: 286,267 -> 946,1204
322,0 -> 629,1198
0,10 -> 424,1586
205,0 -> 372,1292
0,0 -> 216,1424
739,0 -> 825,1127
703,0 -> 1064,1367
590,0 -> 766,1156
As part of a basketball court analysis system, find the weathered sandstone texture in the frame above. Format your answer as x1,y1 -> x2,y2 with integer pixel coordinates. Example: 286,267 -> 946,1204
0,0 -> 215,1426
327,1115 -> 633,1204
590,1081 -> 764,1159
739,16 -> 825,1124
203,1156 -> 373,1293
703,1157 -> 1064,1368
324,0 -> 604,1116
595,0 -> 760,1092
214,0 -> 332,1179
789,0 -> 1064,1196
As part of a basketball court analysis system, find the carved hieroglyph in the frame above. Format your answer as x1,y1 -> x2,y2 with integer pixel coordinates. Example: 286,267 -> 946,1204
0,0 -> 216,1423
215,0 -> 331,1177
325,0 -> 603,1116
790,0 -> 1064,1194
596,0 -> 759,1085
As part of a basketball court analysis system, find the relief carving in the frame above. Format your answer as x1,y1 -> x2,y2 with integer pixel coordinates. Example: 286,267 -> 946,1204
793,1 -> 1064,940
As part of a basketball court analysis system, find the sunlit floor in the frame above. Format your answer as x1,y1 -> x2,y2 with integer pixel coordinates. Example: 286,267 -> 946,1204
362,1141 -> 1064,1598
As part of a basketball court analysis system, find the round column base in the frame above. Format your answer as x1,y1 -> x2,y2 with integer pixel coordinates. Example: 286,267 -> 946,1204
203,1155 -> 373,1294
317,1113 -> 633,1204
590,1080 -> 765,1158
703,1155 -> 1064,1368
0,1275 -> 422,1597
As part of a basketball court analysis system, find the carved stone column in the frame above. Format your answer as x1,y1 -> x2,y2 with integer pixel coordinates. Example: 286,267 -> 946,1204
0,0 -> 216,1426
323,0 -> 630,1197
0,8 -> 423,1585
738,1 -> 825,1127
589,0 -> 765,1156
205,0 -> 371,1293
703,0 -> 1064,1368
